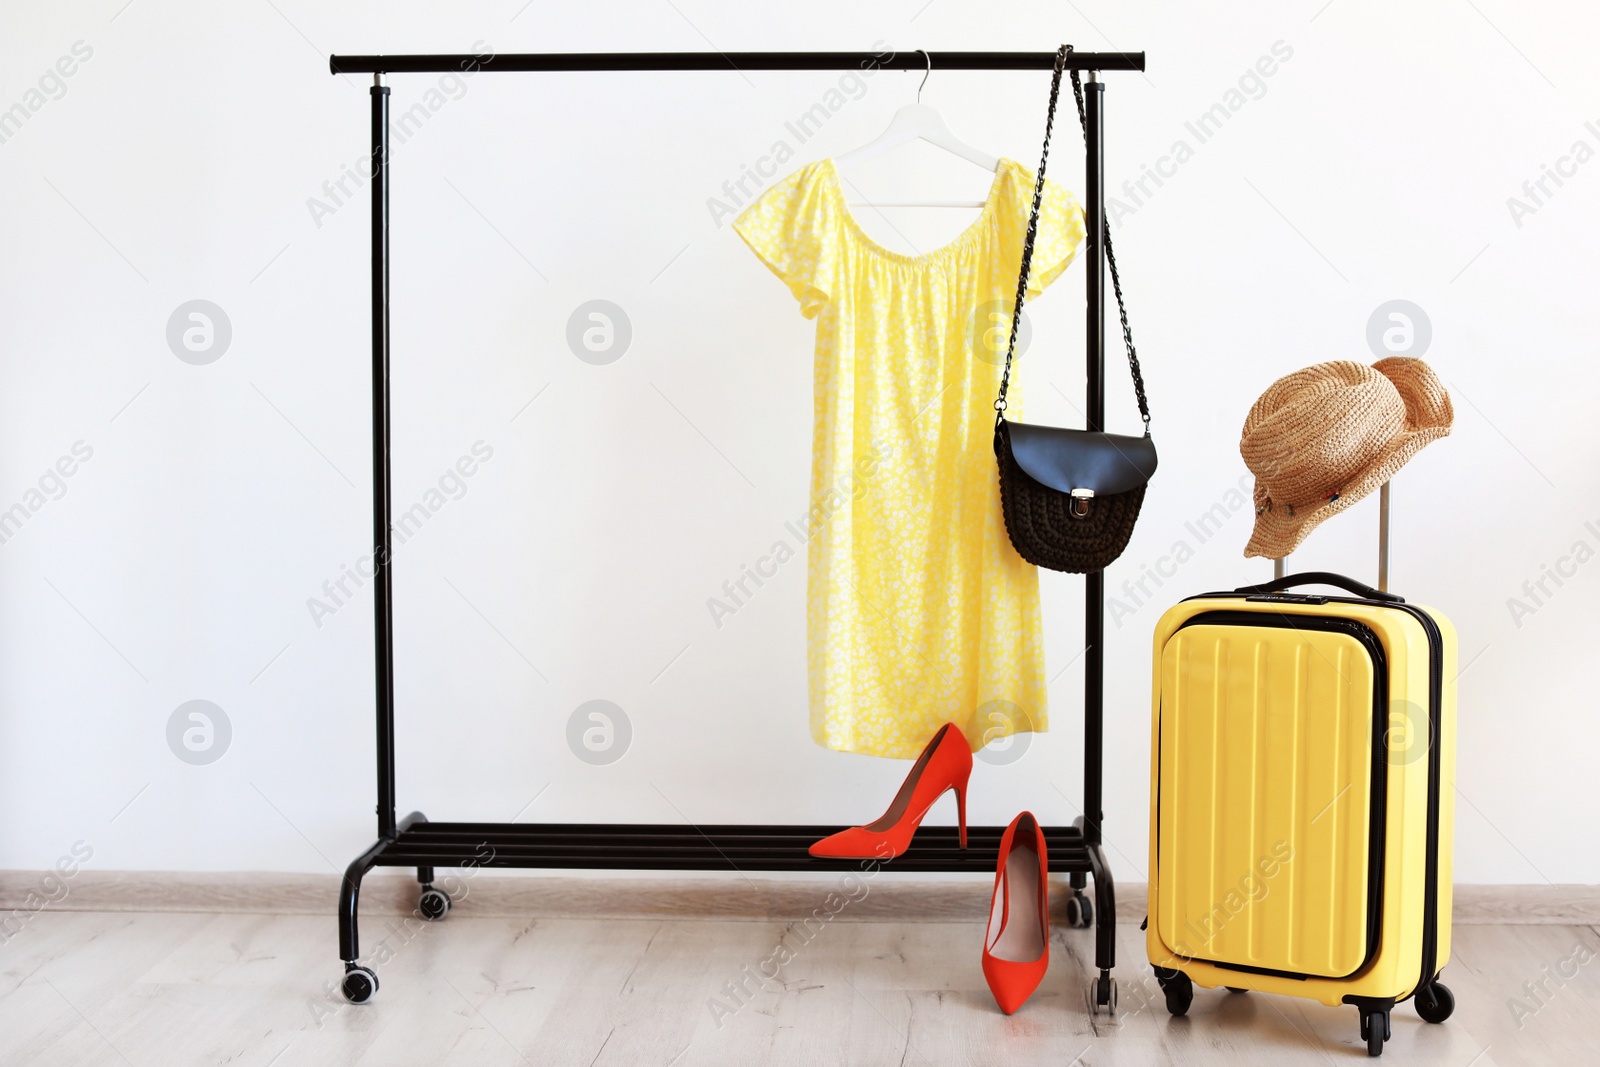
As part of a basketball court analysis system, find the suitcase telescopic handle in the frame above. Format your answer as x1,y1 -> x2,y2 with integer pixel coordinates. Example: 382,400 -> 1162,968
1234,571 -> 1406,603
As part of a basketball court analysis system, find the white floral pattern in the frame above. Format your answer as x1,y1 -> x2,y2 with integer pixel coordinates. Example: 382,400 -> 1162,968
735,158 -> 1085,759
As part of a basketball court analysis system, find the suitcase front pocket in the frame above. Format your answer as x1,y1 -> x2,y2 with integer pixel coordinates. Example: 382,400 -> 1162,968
1155,614 -> 1388,979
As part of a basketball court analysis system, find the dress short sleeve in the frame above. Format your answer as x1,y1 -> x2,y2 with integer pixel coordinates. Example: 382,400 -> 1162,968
733,162 -> 840,320
1004,165 -> 1087,301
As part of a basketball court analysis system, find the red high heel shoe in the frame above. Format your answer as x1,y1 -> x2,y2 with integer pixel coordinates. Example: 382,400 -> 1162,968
808,722 -> 971,859
982,811 -> 1049,1015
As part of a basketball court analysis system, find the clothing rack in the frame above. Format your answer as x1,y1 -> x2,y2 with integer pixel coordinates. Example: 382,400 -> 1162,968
327,48 -> 1146,1009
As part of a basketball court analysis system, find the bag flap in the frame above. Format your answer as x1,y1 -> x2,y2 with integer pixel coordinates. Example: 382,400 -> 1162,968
1003,421 -> 1158,496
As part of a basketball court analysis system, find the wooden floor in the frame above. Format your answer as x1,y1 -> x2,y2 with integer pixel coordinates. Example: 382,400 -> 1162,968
0,907 -> 1595,1066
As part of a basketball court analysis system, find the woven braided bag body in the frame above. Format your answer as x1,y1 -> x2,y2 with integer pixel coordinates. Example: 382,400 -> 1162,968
995,425 -> 1147,572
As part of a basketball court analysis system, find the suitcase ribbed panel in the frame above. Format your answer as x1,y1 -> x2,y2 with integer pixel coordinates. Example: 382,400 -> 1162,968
1157,624 -> 1375,978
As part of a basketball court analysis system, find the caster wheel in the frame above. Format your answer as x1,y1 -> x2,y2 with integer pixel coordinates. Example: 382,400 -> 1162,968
1225,986 -> 1248,994
1158,971 -> 1192,1017
1360,1009 -> 1390,1057
1414,982 -> 1454,1024
1064,892 -> 1094,929
418,886 -> 451,921
1090,975 -> 1117,1015
342,964 -> 379,1004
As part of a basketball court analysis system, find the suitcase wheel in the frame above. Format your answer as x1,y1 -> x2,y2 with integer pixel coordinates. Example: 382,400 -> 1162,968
1414,981 -> 1454,1024
1358,1007 -> 1391,1056
1065,891 -> 1094,929
1154,968 -> 1192,1016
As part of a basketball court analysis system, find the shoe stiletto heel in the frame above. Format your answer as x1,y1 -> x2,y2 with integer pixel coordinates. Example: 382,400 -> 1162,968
808,722 -> 974,860
982,811 -> 1050,1015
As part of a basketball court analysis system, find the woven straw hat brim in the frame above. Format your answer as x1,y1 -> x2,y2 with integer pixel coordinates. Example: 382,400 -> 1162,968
1243,422 -> 1450,558
1242,357 -> 1453,560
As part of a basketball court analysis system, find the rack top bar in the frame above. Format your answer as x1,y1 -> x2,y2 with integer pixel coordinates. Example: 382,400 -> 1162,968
328,50 -> 1144,75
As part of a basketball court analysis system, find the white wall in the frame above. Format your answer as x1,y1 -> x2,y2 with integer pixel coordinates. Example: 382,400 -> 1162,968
1,1 -> 1595,885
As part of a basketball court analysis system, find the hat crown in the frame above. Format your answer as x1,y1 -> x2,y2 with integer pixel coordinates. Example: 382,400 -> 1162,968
1239,356 -> 1453,559
1241,361 -> 1404,506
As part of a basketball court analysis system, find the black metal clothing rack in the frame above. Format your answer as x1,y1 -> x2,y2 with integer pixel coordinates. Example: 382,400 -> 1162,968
328,48 -> 1145,1009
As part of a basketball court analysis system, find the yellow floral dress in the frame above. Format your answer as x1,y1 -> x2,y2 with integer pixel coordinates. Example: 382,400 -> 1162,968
735,158 -> 1085,759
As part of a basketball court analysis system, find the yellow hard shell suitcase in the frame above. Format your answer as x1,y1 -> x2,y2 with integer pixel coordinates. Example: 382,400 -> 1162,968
1145,571 -> 1457,1057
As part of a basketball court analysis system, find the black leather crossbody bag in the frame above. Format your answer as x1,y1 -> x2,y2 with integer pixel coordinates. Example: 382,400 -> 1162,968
993,45 -> 1157,574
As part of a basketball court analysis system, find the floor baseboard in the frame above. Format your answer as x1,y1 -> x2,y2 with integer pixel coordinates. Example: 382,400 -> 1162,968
2,871 -> 1594,925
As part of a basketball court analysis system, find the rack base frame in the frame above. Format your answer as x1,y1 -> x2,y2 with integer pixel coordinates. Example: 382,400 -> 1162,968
338,814 -> 1116,1007
331,48 -> 1144,1012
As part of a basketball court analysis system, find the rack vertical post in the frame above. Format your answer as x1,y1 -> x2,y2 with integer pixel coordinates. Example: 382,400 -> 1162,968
370,77 -> 396,844
1079,71 -> 1117,999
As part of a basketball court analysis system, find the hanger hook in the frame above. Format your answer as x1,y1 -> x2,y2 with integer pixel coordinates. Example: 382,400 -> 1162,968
916,49 -> 931,102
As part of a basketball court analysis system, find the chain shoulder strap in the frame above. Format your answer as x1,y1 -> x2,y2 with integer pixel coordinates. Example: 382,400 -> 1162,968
994,44 -> 1152,434
993,46 -> 1064,425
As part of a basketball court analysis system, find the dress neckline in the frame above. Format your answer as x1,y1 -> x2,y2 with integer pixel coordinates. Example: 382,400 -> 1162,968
821,158 -> 1011,267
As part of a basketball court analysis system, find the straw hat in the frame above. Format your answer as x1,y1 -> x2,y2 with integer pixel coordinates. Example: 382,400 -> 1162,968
1241,357 -> 1453,559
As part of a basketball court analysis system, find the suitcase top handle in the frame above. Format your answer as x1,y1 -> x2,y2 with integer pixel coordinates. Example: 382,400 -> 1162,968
1234,570 -> 1405,604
